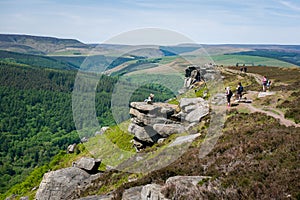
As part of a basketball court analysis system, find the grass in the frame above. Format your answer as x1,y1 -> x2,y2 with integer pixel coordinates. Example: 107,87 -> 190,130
8,65 -> 300,199
211,55 -> 295,67
84,122 -> 136,168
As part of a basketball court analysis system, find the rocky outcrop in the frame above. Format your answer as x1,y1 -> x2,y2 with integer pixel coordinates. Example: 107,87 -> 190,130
128,97 -> 209,149
128,102 -> 180,145
184,66 -> 202,88
177,97 -> 209,123
36,157 -> 102,200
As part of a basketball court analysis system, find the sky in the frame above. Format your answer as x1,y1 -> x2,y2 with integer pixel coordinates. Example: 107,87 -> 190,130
0,0 -> 300,44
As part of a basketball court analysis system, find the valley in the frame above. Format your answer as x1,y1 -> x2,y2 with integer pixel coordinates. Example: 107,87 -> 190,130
0,34 -> 299,200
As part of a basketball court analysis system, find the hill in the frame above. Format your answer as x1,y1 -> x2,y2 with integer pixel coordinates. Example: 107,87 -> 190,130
2,65 -> 299,200
0,34 -> 89,55
0,60 -> 176,196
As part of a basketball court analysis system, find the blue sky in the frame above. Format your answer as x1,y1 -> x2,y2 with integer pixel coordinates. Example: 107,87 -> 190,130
0,0 -> 300,44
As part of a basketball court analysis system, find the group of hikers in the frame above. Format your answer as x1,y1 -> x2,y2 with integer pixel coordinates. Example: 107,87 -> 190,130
226,75 -> 271,107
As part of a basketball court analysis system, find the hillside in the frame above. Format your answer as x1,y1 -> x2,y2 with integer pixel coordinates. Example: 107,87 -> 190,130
2,65 -> 299,200
0,34 -> 89,55
0,33 -> 300,200
0,60 -> 177,197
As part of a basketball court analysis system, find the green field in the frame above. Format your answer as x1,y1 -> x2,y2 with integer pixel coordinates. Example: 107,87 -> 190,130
211,55 -> 296,67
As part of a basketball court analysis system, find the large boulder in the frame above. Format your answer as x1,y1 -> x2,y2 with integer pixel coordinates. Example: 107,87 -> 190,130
73,157 -> 101,174
36,167 -> 91,200
130,102 -> 177,118
95,126 -> 110,136
67,143 -> 76,153
122,186 -> 143,200
140,184 -> 167,200
153,124 -> 186,137
128,123 -> 160,143
130,109 -> 169,126
179,98 -> 209,123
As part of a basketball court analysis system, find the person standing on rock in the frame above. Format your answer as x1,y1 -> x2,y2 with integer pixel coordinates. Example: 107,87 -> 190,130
226,87 -> 233,107
144,93 -> 154,104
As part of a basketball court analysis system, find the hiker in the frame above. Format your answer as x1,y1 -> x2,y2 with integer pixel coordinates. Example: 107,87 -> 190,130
226,87 -> 233,107
144,93 -> 154,104
262,76 -> 268,92
236,82 -> 244,101
266,79 -> 271,90
243,66 -> 247,73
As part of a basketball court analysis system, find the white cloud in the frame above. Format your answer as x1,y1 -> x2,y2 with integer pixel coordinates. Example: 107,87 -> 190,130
279,0 -> 300,11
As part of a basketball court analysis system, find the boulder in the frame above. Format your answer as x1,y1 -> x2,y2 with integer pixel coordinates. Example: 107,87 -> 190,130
95,126 -> 110,136
36,167 -> 91,200
122,186 -> 143,200
184,107 -> 209,123
74,157 -> 101,174
168,133 -> 201,147
179,98 -> 209,123
130,102 -> 177,117
128,123 -> 160,143
140,184 -> 167,200
130,109 -> 169,126
153,124 -> 186,137
180,97 -> 207,110
166,176 -> 211,186
81,137 -> 89,143
67,143 -> 76,154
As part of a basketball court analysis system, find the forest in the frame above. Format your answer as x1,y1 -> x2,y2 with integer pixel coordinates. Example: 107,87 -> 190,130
0,61 -> 174,194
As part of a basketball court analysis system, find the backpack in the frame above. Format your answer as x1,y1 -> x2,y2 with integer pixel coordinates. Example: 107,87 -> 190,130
238,86 -> 243,93
228,90 -> 233,97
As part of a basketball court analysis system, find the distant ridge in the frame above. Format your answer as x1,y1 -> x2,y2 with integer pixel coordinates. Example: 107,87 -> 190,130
0,34 -> 89,54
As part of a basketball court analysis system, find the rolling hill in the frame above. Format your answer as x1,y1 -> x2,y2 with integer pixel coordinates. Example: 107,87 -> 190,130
0,34 -> 89,55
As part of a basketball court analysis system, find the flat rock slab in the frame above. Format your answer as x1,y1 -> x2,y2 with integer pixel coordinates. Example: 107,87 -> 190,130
166,175 -> 211,186
153,123 -> 186,137
258,91 -> 275,98
169,133 -> 201,147
130,102 -> 177,114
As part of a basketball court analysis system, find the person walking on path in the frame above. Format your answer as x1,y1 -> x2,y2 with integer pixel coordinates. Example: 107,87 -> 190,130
236,82 -> 244,101
262,76 -> 268,92
226,87 -> 233,107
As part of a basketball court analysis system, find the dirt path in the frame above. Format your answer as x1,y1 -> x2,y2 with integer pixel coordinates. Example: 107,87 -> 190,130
235,90 -> 300,127
221,68 -> 299,127
243,103 -> 300,127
